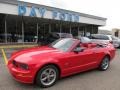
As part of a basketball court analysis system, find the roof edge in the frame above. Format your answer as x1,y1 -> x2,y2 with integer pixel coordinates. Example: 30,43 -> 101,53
0,0 -> 107,21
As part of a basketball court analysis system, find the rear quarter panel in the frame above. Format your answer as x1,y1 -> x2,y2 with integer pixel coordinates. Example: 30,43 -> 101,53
107,44 -> 116,60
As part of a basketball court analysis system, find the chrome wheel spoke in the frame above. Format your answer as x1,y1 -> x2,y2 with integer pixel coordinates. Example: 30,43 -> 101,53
41,77 -> 47,81
49,74 -> 55,78
47,77 -> 51,82
48,69 -> 53,74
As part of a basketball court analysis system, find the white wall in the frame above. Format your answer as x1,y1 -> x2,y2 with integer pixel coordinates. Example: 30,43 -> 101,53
0,2 -> 106,26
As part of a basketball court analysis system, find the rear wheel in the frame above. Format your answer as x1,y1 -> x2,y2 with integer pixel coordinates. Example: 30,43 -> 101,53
36,65 -> 59,88
118,44 -> 120,48
99,56 -> 110,71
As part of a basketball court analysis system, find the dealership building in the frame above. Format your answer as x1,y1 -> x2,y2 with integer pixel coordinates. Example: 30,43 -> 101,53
0,0 -> 107,44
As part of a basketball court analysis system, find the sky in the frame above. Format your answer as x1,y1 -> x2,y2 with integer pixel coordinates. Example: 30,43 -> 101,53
20,0 -> 120,31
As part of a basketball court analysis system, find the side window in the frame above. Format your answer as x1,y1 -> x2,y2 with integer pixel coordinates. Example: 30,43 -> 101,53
91,35 -> 101,39
99,35 -> 109,40
91,35 -> 99,39
91,35 -> 109,40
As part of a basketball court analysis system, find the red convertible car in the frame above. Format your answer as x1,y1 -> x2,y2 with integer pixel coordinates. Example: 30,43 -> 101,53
8,38 -> 116,88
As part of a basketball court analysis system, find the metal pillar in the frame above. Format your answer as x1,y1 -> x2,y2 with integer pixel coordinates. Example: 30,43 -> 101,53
49,24 -> 51,33
91,25 -> 93,34
22,16 -> 24,44
78,26 -> 79,36
5,15 -> 7,44
84,27 -> 86,36
37,23 -> 39,43
70,25 -> 71,34
60,24 -> 62,38
44,24 -> 45,34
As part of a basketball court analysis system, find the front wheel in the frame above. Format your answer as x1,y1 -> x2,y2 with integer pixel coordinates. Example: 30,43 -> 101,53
99,56 -> 110,71
35,65 -> 59,88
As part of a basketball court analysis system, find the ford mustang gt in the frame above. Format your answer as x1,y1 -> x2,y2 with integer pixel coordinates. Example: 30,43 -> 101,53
8,38 -> 116,88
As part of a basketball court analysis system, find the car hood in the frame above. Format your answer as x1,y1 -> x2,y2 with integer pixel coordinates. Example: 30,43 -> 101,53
11,46 -> 63,64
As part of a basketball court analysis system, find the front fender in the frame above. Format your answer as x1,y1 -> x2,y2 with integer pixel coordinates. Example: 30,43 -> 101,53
33,58 -> 61,82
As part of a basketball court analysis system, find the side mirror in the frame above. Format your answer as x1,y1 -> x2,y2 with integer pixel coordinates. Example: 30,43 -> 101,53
74,47 -> 84,53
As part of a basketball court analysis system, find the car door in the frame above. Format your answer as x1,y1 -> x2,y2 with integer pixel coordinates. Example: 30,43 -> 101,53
60,44 -> 98,76
72,47 -> 98,71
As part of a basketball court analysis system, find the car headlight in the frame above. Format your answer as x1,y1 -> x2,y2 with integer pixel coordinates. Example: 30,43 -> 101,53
12,60 -> 29,70
12,60 -> 18,67
19,63 -> 29,70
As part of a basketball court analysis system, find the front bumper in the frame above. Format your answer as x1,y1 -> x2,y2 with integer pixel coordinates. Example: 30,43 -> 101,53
8,64 -> 34,84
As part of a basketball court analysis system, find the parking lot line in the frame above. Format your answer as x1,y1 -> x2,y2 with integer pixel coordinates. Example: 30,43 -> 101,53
1,49 -> 8,65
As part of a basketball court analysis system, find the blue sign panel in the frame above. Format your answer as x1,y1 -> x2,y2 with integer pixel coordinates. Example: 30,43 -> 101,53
39,8 -> 46,17
18,3 -> 80,22
74,15 -> 80,22
52,10 -> 58,19
59,13 -> 66,21
18,4 -> 26,16
67,13 -> 73,22
29,6 -> 36,17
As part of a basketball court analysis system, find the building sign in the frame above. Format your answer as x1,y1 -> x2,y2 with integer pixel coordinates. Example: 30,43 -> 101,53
18,3 -> 80,22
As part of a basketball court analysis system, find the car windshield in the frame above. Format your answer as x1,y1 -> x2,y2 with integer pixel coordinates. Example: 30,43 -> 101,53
49,38 -> 76,52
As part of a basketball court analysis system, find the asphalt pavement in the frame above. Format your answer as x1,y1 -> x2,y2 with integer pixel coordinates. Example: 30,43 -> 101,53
0,48 -> 120,90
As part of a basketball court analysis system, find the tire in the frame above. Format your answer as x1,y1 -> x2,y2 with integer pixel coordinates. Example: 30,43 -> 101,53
118,44 -> 120,49
35,65 -> 59,88
99,56 -> 110,71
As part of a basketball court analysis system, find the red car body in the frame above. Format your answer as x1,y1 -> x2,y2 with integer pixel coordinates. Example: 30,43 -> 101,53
8,38 -> 116,84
